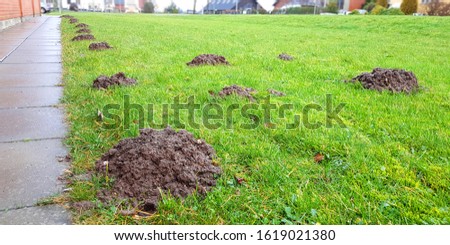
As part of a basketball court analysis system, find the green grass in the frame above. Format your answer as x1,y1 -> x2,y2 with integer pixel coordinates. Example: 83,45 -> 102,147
60,13 -> 450,224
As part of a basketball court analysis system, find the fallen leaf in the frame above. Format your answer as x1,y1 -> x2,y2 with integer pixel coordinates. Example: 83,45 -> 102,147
235,176 -> 246,185
314,153 -> 324,163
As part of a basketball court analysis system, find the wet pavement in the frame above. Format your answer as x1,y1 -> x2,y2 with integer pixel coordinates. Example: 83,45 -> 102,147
0,17 -> 71,224
0,205 -> 70,225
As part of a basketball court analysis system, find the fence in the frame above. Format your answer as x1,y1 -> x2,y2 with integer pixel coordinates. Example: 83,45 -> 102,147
0,0 -> 41,30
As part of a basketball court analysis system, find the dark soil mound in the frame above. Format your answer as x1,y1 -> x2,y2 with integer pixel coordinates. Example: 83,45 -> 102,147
71,34 -> 95,41
278,53 -> 293,61
96,127 -> 221,212
187,54 -> 230,66
76,28 -> 91,33
349,68 -> 419,93
60,15 -> 75,19
69,18 -> 78,24
268,89 -> 286,97
92,72 -> 136,89
212,85 -> 256,102
89,42 -> 112,51
75,23 -> 89,28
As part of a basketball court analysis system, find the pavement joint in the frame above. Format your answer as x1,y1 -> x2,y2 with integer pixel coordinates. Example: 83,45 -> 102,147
0,136 -> 66,144
0,204 -> 36,213
2,62 -> 61,64
0,104 -> 60,111
0,85 -> 61,89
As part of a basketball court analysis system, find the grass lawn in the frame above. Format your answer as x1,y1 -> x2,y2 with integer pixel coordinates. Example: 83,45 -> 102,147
60,13 -> 450,224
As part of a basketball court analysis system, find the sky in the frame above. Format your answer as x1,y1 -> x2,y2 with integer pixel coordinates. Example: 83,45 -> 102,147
152,0 -> 276,12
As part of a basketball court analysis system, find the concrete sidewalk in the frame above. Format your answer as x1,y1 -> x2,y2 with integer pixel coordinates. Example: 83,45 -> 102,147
0,17 -> 71,225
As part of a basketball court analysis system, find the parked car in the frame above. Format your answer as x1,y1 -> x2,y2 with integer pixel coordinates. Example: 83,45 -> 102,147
69,3 -> 79,12
40,0 -> 51,13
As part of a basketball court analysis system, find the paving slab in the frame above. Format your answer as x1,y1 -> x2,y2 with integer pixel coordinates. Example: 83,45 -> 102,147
21,39 -> 61,46
0,87 -> 62,108
17,44 -> 61,51
31,31 -> 61,35
28,35 -> 61,39
3,55 -> 61,64
0,39 -> 23,46
0,35 -> 24,40
0,73 -> 61,87
0,45 -> 16,62
14,45 -> 61,51
29,32 -> 61,36
11,49 -> 61,56
2,28 -> 33,34
0,63 -> 61,73
0,107 -> 66,142
0,139 -> 68,210
0,33 -> 33,39
0,205 -> 71,225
